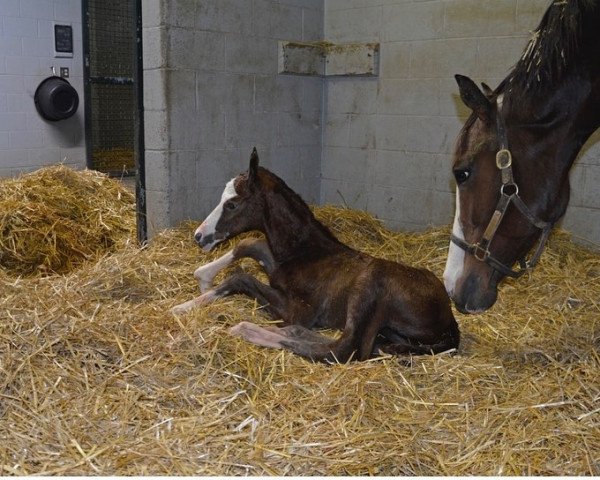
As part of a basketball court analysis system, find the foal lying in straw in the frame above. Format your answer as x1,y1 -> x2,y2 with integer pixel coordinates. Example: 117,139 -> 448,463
172,149 -> 460,362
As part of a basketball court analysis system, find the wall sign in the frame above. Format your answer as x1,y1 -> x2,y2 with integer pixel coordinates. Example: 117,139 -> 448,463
54,23 -> 74,58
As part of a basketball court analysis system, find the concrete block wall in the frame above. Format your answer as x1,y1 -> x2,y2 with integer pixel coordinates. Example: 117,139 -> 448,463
0,0 -> 85,176
143,0 -> 324,236
322,0 -> 600,246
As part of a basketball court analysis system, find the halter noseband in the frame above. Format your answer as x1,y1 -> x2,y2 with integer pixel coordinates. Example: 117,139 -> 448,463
450,96 -> 553,278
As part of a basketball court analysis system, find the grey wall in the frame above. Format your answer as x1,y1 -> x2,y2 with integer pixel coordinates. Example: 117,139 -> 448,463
142,0 -> 324,236
323,0 -> 600,245
0,0 -> 85,176
5,0 -> 595,245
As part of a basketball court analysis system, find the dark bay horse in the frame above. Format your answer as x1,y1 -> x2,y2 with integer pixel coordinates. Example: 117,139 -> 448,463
444,0 -> 600,313
172,149 -> 459,362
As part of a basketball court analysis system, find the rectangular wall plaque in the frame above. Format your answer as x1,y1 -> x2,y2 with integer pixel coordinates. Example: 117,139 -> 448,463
54,23 -> 74,58
278,41 -> 379,77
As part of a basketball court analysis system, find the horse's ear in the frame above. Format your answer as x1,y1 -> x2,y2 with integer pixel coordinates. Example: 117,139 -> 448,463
455,74 -> 492,123
248,147 -> 259,187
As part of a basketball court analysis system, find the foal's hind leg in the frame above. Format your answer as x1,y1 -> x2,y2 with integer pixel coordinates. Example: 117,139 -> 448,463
194,238 -> 275,292
232,274 -> 383,362
234,323 -> 332,344
230,322 -> 332,350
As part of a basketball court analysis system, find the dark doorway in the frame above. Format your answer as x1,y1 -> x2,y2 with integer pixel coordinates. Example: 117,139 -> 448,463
82,0 -> 146,242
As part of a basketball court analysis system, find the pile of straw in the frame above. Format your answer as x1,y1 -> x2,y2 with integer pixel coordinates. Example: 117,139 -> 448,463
0,169 -> 598,475
0,165 -> 135,276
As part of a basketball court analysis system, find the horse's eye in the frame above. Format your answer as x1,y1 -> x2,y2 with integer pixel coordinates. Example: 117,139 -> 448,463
224,201 -> 237,211
453,168 -> 471,185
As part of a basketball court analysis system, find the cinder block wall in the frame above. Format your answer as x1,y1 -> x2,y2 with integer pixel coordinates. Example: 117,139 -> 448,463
0,0 -> 85,176
323,0 -> 600,245
143,0 -> 324,236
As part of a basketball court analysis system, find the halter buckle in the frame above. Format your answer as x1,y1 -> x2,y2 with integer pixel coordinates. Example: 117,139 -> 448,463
473,243 -> 489,262
496,149 -> 512,169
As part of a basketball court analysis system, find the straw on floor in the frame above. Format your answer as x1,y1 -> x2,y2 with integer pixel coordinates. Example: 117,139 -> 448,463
0,166 -> 598,475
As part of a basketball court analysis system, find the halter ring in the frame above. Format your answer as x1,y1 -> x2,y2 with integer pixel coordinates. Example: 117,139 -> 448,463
501,182 -> 519,197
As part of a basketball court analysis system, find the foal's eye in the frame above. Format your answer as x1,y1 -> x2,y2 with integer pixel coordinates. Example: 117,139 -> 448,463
224,200 -> 237,211
453,168 -> 471,185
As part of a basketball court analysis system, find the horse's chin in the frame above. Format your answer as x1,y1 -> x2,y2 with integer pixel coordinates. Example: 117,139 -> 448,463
453,297 -> 496,314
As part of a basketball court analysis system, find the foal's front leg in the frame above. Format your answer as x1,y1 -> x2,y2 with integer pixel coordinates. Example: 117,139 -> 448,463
211,273 -> 289,319
171,251 -> 238,314
171,238 -> 276,314
194,238 -> 275,292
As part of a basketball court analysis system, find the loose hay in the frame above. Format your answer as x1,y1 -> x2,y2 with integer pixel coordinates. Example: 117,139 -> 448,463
1,171 -> 599,475
0,165 -> 135,276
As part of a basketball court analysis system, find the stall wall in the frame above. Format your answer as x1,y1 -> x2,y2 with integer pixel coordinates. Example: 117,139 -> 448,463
142,0 -> 324,236
5,0 -> 594,245
0,0 -> 85,176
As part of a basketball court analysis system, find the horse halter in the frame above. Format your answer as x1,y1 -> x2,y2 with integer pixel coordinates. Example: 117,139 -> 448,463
451,96 -> 554,278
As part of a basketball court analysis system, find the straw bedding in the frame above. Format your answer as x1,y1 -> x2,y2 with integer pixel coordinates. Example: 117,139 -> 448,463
1,167 -> 598,475
0,165 -> 135,276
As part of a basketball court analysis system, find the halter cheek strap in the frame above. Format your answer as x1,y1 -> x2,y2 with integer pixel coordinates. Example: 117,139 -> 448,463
451,96 -> 554,279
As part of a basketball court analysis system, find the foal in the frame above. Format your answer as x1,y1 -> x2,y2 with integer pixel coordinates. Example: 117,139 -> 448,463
172,149 -> 460,362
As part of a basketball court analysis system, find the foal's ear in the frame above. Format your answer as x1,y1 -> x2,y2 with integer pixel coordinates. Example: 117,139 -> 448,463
248,147 -> 259,187
455,74 -> 492,123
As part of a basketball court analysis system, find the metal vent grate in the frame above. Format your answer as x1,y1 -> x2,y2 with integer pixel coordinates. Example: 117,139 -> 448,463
85,0 -> 136,175
90,83 -> 135,174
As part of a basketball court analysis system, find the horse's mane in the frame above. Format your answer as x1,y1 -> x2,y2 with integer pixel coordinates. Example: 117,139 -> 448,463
506,0 -> 598,96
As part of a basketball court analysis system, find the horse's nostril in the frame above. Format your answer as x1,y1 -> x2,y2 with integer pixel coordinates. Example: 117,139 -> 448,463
194,232 -> 203,244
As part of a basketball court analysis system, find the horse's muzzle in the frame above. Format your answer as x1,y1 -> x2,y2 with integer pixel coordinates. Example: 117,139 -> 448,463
452,273 -> 498,314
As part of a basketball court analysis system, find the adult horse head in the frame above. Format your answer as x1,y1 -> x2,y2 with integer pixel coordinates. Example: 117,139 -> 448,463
444,0 -> 600,313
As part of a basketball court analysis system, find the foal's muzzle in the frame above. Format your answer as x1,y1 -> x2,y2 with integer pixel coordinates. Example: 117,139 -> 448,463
195,232 -> 218,251
194,231 -> 209,245
194,229 -> 227,251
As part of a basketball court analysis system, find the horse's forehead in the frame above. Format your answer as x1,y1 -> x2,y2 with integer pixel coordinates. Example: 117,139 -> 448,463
220,178 -> 237,200
455,118 -> 493,166
219,175 -> 250,197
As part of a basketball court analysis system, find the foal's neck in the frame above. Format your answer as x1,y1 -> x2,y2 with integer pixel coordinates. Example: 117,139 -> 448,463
261,184 -> 341,262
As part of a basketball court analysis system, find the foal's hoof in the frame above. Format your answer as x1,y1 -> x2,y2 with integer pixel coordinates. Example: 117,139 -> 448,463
170,302 -> 193,315
229,321 -> 251,337
171,290 -> 218,315
229,322 -> 286,349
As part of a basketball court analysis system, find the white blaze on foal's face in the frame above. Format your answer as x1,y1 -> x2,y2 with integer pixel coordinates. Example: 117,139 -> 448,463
195,179 -> 237,251
443,189 -> 466,297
